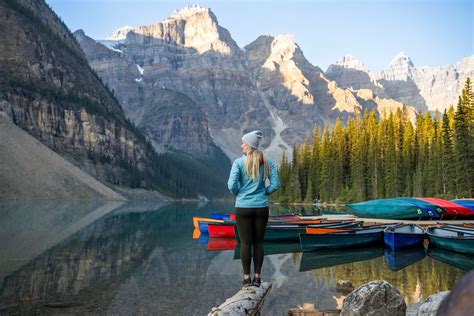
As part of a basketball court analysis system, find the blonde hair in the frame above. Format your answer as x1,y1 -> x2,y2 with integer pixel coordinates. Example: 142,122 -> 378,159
244,148 -> 269,181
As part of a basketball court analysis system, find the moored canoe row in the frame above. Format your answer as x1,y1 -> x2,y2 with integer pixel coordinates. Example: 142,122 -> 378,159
193,212 -> 474,255
347,197 -> 474,219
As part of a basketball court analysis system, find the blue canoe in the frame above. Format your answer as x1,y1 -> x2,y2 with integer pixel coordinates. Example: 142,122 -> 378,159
210,212 -> 232,220
197,233 -> 210,244
384,224 -> 425,250
395,198 -> 444,219
384,247 -> 426,271
198,221 -> 210,234
451,199 -> 474,211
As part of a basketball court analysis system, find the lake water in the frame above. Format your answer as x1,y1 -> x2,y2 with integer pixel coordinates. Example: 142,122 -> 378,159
0,201 -> 471,315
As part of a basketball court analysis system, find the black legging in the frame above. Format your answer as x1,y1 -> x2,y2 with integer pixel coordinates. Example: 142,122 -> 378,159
235,207 -> 269,275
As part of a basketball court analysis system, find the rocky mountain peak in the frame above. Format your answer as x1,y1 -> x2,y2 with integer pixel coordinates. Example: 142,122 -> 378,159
106,25 -> 134,40
334,54 -> 368,72
121,5 -> 238,54
378,52 -> 415,81
389,52 -> 414,67
270,34 -> 299,60
168,4 -> 212,21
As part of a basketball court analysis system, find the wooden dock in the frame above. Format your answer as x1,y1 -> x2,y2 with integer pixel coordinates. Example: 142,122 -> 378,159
209,282 -> 272,315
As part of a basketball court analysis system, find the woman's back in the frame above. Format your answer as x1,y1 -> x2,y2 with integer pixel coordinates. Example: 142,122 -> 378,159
227,155 -> 280,207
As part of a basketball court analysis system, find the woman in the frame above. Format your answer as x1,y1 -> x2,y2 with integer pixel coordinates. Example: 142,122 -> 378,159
227,130 -> 280,287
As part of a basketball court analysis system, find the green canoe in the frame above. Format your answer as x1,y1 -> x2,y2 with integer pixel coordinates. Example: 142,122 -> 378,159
299,246 -> 384,271
427,246 -> 474,271
347,198 -> 438,219
426,226 -> 474,255
299,227 -> 385,252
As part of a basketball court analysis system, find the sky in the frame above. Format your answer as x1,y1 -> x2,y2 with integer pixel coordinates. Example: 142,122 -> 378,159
46,0 -> 473,72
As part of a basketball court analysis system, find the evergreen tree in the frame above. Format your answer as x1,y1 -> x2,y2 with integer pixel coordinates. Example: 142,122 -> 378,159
402,121 -> 415,196
311,127 -> 321,199
454,78 -> 473,196
441,109 -> 455,196
366,111 -> 379,199
332,118 -> 346,199
319,124 -> 332,201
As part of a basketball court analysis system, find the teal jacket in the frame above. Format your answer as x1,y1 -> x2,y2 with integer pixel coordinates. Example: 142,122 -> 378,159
227,155 -> 281,207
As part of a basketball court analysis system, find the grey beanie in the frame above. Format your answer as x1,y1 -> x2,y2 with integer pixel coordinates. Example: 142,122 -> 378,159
242,130 -> 263,149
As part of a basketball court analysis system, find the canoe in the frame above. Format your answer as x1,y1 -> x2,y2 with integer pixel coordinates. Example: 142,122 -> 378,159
383,247 -> 426,271
210,212 -> 233,220
299,226 -> 385,252
306,220 -> 363,228
234,225 -> 305,242
396,197 -> 444,219
417,197 -> 473,218
207,237 -> 237,251
197,234 -> 210,244
383,224 -> 425,250
198,221 -> 210,234
207,222 -> 235,238
299,246 -> 384,271
192,228 -> 200,239
437,223 -> 474,233
233,241 -> 301,259
193,216 -> 223,229
234,221 -> 363,242
450,199 -> 474,211
306,227 -> 353,234
426,226 -> 474,254
347,198 -> 437,220
427,246 -> 474,271
270,219 -> 353,227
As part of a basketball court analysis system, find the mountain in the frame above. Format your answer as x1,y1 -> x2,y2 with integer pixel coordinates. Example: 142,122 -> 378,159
327,53 -> 474,113
76,6 -> 469,163
79,8 -> 412,161
78,5 -> 275,160
0,0 -> 229,198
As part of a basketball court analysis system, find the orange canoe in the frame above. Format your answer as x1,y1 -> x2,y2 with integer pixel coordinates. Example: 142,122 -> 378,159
193,217 -> 223,228
305,227 -> 352,234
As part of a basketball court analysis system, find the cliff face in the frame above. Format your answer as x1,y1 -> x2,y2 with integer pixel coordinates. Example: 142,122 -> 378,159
0,0 -> 162,188
0,113 -> 125,200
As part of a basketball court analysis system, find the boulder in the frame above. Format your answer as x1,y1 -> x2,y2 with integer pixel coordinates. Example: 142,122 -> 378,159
437,271 -> 474,316
335,280 -> 354,295
341,280 -> 406,316
416,291 -> 450,316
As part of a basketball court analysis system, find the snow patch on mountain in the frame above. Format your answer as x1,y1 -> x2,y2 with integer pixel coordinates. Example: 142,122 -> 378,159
106,25 -> 134,40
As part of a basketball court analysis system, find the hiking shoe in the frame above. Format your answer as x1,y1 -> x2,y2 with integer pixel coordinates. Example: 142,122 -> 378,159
242,277 -> 252,287
252,276 -> 261,287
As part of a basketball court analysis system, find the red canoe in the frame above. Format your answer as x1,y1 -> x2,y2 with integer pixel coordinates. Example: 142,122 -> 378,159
207,237 -> 237,250
417,197 -> 474,218
207,223 -> 235,238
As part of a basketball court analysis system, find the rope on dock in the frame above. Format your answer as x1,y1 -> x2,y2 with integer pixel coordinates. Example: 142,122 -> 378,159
209,282 -> 272,315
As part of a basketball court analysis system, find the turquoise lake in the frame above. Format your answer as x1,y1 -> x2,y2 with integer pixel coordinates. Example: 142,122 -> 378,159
0,201 -> 471,315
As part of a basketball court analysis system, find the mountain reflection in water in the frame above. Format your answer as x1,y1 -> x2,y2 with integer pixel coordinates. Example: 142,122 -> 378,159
0,202 -> 469,315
